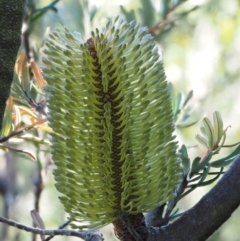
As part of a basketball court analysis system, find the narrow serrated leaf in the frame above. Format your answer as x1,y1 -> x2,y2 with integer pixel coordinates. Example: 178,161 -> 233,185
15,51 -> 26,78
213,111 -> 223,145
18,106 -> 38,118
0,96 -> 13,137
0,145 -> 9,152
188,166 -> 210,188
191,156 -> 201,175
31,210 -> 45,240
174,92 -> 182,116
210,144 -> 240,167
37,125 -> 53,133
182,90 -> 193,108
13,105 -> 21,131
179,145 -> 190,176
193,167 -> 223,187
197,166 -> 210,184
19,134 -> 51,145
195,134 -> 208,148
200,126 -> 208,138
177,119 -> 198,128
191,151 -> 212,174
31,62 -> 48,89
202,117 -> 214,149
3,146 -> 36,160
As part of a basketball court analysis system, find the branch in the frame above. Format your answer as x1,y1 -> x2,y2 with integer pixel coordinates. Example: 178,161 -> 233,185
32,167 -> 44,241
0,0 -> 25,132
44,220 -> 71,241
148,1 -> 184,35
0,216 -> 103,241
139,155 -> 240,240
145,175 -> 188,227
0,152 -> 17,239
0,118 -> 47,143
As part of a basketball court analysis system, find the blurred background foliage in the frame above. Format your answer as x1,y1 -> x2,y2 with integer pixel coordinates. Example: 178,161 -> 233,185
0,0 -> 240,240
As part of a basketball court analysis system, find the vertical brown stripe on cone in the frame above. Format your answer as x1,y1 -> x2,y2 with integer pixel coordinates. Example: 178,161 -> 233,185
87,37 -> 124,210
87,37 -> 145,241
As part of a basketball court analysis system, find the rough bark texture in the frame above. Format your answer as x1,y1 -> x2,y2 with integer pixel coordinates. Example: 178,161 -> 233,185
0,0 -> 25,132
138,155 -> 240,241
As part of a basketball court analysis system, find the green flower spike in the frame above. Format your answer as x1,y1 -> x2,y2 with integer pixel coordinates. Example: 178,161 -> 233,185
43,16 -> 181,236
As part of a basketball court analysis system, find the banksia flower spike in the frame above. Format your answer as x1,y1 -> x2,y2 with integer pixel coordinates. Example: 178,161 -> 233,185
43,16 -> 181,238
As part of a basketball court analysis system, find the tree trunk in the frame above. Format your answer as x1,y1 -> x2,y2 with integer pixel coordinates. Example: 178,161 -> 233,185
0,0 -> 25,132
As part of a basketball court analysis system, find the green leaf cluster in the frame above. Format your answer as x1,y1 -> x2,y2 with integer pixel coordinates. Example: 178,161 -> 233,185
176,112 -> 240,203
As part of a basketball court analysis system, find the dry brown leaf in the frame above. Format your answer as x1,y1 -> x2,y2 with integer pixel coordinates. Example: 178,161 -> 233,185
15,51 -> 27,79
31,62 -> 48,88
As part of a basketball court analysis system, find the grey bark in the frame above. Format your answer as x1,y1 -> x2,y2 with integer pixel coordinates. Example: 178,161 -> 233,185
0,0 -> 25,132
138,155 -> 240,241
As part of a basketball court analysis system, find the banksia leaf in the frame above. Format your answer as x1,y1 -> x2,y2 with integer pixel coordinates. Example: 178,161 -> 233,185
0,96 -> 13,137
196,111 -> 228,153
43,17 -> 181,231
30,62 -> 48,89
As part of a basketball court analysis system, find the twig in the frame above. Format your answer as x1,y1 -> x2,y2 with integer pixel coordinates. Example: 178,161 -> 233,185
32,167 -> 44,241
208,171 -> 225,175
33,169 -> 43,215
0,215 -> 103,241
44,220 -> 71,241
0,152 -> 17,240
22,10 -> 33,63
148,1 -> 185,35
0,118 -> 47,143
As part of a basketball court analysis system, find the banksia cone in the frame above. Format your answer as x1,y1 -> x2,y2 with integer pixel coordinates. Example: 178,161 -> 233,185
43,16 -> 181,235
